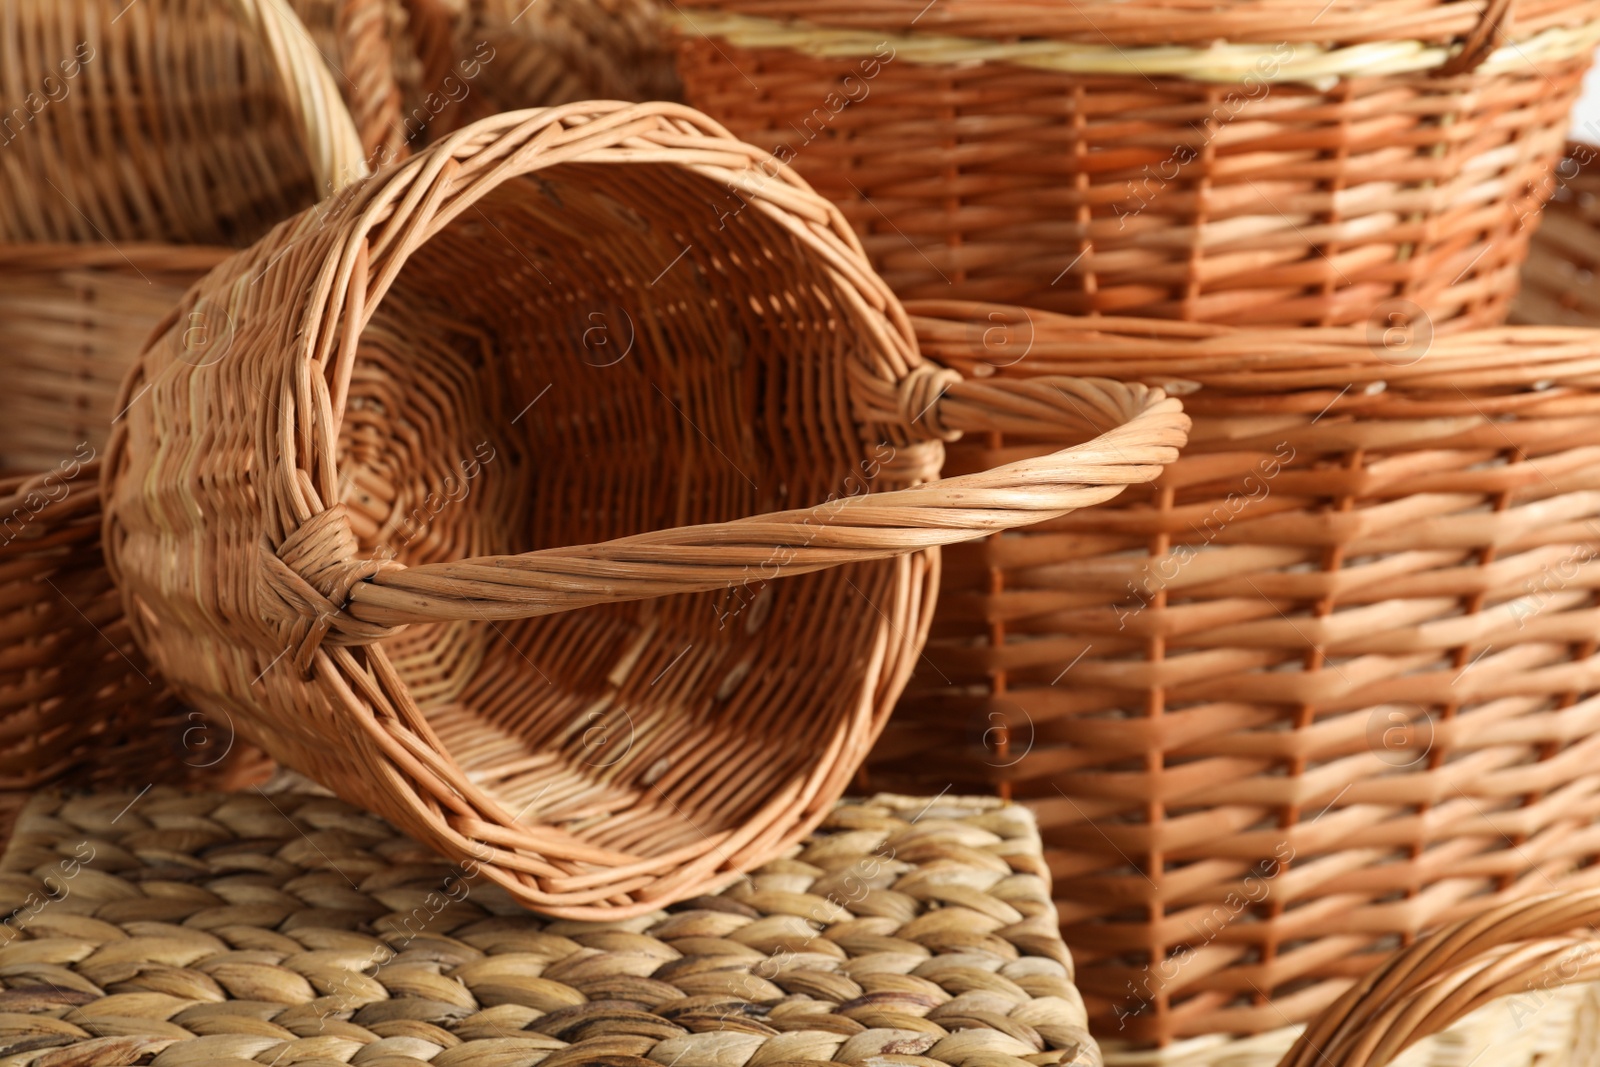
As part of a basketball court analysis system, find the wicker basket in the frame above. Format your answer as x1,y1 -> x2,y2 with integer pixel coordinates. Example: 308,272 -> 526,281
671,0 -> 1600,328
288,0 -> 425,164
862,301 -> 1600,1047
401,0 -> 681,142
0,0 -> 365,245
0,0 -> 368,794
1512,141 -> 1600,327
1280,889 -> 1600,1067
100,102 -> 1189,920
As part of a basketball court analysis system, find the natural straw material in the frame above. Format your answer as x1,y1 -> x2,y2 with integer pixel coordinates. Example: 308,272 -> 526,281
101,103 -> 1189,920
288,0 -> 425,164
0,789 -> 1101,1066
868,302 -> 1600,1047
0,0 -> 365,245
1512,141 -> 1600,327
672,0 -> 1600,327
402,0 -> 681,143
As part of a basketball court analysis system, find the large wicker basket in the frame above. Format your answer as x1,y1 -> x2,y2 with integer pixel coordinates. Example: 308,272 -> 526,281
100,102 -> 1189,920
863,302 -> 1600,1048
1512,140 -> 1600,327
0,0 -> 368,794
0,0 -> 365,245
671,0 -> 1600,329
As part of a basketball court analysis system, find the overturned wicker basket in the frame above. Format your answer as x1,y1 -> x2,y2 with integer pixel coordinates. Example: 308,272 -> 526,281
0,0 -> 367,793
672,0 -> 1600,328
101,103 -> 1189,919
865,302 -> 1600,1048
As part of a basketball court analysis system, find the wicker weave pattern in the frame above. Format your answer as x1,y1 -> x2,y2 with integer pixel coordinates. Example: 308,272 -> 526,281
1284,888 -> 1600,1066
288,0 -> 424,163
0,0 -> 365,800
0,789 -> 1101,1066
403,0 -> 681,143
866,304 -> 1600,1045
100,104 -> 1187,919
0,0 -> 365,245
672,2 -> 1597,327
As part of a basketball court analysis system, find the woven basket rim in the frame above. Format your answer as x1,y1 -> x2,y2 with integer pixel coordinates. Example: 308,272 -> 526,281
669,0 -> 1597,47
669,4 -> 1600,82
910,303 -> 1600,393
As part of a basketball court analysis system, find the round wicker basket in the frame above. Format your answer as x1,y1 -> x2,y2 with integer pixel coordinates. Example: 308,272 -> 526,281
865,301 -> 1600,1047
671,0 -> 1600,329
100,102 -> 1189,919
1280,889 -> 1600,1066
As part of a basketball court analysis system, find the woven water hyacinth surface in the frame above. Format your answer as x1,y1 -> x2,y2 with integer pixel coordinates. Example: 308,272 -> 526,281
0,791 -> 1098,1066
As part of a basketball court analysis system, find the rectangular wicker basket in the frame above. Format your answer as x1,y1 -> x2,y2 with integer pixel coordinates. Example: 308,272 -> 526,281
866,302 -> 1600,1047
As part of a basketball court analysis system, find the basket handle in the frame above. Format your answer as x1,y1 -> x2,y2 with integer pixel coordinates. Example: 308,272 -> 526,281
232,0 -> 370,194
262,372 -> 1187,667
1277,888 -> 1600,1067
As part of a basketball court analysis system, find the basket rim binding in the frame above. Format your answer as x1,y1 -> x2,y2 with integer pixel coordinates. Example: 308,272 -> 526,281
667,0 -> 1594,49
666,1 -> 1600,85
100,101 -> 1190,917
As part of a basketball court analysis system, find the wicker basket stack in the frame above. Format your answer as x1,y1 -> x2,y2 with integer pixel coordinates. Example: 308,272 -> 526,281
0,0 -> 368,798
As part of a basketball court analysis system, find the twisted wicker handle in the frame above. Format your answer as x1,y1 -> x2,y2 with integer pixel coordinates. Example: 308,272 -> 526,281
233,0 -> 369,193
1278,888 -> 1600,1067
330,374 -> 1187,628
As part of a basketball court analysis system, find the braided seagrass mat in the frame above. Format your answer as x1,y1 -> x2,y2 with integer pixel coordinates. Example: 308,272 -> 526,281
0,788 -> 1099,1066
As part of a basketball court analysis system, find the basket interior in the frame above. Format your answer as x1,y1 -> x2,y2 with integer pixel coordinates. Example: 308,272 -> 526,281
335,163 -> 906,858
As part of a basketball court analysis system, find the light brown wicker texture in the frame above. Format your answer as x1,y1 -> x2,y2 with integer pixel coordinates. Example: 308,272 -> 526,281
0,0 -> 365,246
1282,889 -> 1600,1067
0,244 -> 229,473
100,103 -> 1189,920
0,0 -> 367,800
671,0 -> 1600,328
1512,141 -> 1600,328
288,0 -> 424,164
402,0 -> 681,143
864,303 -> 1600,1046
0,788 -> 1101,1066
